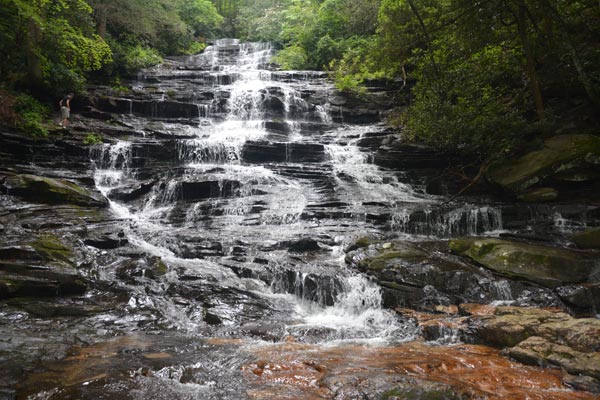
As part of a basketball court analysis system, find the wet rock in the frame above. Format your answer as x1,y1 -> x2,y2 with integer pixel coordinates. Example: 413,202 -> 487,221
107,180 -> 156,201
1,173 -> 108,207
486,134 -> 600,195
507,336 -> 600,383
472,306 -> 600,386
288,238 -> 322,253
572,227 -> 600,250
0,274 -> 87,299
449,237 -> 600,288
180,179 -> 241,200
518,187 -> 559,203
241,141 -> 328,163
555,284 -> 600,316
84,229 -> 128,249
116,257 -> 168,281
563,373 -> 600,393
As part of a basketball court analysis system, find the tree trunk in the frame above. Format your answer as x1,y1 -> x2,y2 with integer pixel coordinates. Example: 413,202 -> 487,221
516,1 -> 545,125
96,5 -> 108,38
26,18 -> 43,87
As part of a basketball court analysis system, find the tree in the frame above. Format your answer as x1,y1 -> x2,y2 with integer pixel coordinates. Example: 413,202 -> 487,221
0,0 -> 111,93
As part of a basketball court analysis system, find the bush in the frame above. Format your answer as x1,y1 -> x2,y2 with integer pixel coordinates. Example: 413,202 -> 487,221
0,92 -> 52,137
123,45 -> 163,72
272,45 -> 309,70
83,133 -> 103,145
14,93 -> 50,137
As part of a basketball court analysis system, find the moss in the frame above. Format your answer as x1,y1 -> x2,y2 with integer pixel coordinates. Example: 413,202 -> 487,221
153,258 -> 168,276
368,258 -> 387,271
448,238 -> 476,254
30,235 -> 75,266
354,237 -> 371,248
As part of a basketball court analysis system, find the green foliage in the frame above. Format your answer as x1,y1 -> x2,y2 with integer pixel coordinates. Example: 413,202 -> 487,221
404,42 -> 527,155
1,0 -> 112,95
83,133 -> 103,145
13,93 -> 50,137
272,45 -> 308,70
122,46 -> 163,72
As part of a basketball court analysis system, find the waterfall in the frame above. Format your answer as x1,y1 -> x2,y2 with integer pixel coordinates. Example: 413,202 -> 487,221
390,205 -> 503,237
86,40 -> 489,344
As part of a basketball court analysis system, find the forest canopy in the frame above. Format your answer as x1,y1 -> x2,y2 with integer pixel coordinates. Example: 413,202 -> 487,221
0,0 -> 598,156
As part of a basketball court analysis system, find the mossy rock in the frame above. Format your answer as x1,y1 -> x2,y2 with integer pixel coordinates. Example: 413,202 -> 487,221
2,173 -> 108,207
449,237 -> 599,288
30,235 -> 75,266
572,227 -> 600,250
486,134 -> 600,194
357,243 -> 428,272
517,187 -> 558,203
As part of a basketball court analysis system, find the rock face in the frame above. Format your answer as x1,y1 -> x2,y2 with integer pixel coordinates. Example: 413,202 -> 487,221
486,134 -> 600,200
471,306 -> 600,387
449,237 -> 599,288
1,173 -> 108,208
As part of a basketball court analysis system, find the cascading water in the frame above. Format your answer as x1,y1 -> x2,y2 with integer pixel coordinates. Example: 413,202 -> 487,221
89,41 -> 421,344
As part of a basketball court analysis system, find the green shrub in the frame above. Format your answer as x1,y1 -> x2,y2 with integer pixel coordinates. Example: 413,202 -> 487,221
83,133 -> 103,145
123,45 -> 163,72
272,45 -> 309,70
14,93 -> 50,137
180,41 -> 207,55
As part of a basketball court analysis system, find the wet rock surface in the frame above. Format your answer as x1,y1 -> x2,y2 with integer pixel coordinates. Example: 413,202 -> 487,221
469,306 -> 600,388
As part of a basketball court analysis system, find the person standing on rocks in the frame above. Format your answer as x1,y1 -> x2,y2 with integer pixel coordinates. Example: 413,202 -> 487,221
59,93 -> 74,128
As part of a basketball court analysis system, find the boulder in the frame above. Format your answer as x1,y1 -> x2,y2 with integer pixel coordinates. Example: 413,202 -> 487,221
449,237 -> 599,288
472,306 -> 600,386
1,173 -> 108,207
345,240 -> 560,310
486,134 -> 600,195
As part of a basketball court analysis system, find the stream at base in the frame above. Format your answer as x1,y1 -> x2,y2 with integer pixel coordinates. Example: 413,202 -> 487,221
4,39 -> 597,399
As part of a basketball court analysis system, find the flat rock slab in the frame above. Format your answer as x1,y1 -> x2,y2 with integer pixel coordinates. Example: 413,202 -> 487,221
450,237 -> 600,288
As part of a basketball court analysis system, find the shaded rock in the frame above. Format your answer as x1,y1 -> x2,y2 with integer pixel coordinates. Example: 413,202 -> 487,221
563,373 -> 600,393
449,237 -> 599,288
1,173 -> 108,207
0,274 -> 87,299
572,227 -> 600,250
555,284 -> 600,316
486,134 -> 600,194
518,187 -> 559,203
84,233 -> 128,250
288,238 -> 323,253
107,180 -> 156,202
180,180 -> 241,201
